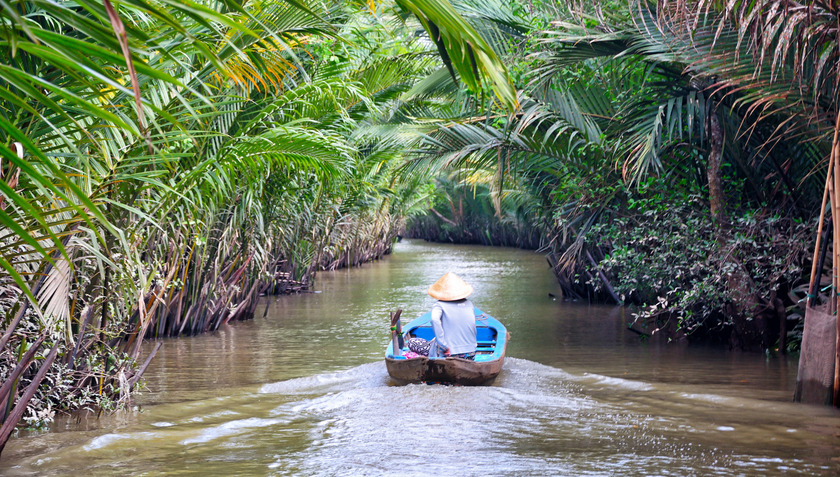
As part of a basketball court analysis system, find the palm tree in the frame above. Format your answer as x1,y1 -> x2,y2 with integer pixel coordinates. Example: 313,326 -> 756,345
393,0 -> 829,344
0,0 -> 454,449
642,0 -> 840,404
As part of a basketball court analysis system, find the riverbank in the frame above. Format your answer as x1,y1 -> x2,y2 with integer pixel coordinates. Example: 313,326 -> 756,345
408,193 -> 813,354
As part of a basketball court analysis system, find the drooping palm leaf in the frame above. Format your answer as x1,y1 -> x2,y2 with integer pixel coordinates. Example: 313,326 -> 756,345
394,0 -> 519,111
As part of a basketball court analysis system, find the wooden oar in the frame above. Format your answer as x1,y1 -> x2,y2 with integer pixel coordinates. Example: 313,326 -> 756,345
389,309 -> 403,357
393,308 -> 404,349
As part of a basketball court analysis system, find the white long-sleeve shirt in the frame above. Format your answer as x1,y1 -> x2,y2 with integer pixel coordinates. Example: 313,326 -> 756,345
430,299 -> 477,355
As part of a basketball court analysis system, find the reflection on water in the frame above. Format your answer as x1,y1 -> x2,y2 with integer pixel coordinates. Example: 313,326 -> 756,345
2,239 -> 839,475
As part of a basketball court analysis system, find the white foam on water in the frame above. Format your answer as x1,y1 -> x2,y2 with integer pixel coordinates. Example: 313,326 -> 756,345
84,433 -> 129,450
84,432 -> 156,451
180,416 -> 286,445
679,393 -> 733,404
581,373 -> 655,391
185,409 -> 240,423
258,362 -> 387,395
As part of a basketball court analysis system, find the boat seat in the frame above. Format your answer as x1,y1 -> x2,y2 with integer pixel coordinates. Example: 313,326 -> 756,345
476,327 -> 496,342
409,327 -> 435,340
407,327 -> 497,349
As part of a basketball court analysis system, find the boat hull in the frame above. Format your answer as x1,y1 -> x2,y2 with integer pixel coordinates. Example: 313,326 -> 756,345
385,333 -> 508,385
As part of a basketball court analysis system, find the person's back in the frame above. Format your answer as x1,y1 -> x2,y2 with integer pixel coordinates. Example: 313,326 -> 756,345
431,299 -> 477,356
405,272 -> 479,360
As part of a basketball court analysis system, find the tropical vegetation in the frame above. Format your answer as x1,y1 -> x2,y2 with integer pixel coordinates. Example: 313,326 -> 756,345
2,0 -> 839,448
404,0 -> 837,355
0,0 -> 467,450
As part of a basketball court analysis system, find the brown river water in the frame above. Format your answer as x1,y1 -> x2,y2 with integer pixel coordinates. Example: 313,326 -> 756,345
2,239 -> 840,475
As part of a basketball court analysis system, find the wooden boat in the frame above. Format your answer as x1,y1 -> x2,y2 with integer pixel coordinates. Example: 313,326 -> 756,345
385,308 -> 509,385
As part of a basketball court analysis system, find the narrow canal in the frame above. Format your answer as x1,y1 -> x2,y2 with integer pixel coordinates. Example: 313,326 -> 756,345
3,240 -> 839,475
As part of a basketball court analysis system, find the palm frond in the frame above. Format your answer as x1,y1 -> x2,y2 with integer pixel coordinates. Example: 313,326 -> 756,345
395,0 -> 519,111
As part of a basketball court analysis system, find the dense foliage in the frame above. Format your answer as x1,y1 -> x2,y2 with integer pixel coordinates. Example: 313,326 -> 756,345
2,0 -> 839,443
403,0 -> 836,352
405,176 -> 545,248
0,0 -> 466,444
583,184 -> 810,347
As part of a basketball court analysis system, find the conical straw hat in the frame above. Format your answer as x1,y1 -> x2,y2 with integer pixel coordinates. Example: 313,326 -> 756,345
427,272 -> 473,301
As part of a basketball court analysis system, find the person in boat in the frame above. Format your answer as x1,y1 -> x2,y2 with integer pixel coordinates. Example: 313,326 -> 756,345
407,272 -> 478,360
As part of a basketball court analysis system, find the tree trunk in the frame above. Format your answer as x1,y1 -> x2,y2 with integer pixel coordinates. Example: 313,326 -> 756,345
831,109 -> 840,406
708,111 -> 726,227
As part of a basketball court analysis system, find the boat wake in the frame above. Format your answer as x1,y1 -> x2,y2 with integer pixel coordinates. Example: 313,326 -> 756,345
5,358 -> 838,476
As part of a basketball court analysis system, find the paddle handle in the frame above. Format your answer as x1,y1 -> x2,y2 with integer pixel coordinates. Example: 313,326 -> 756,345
390,309 -> 403,357
394,309 -> 404,349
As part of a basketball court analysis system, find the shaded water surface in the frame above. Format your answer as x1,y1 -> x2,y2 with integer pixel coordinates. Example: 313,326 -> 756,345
3,240 -> 839,475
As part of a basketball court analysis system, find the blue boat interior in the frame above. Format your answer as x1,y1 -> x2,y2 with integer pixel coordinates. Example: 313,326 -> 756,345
387,309 -> 505,362
408,326 -> 497,350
